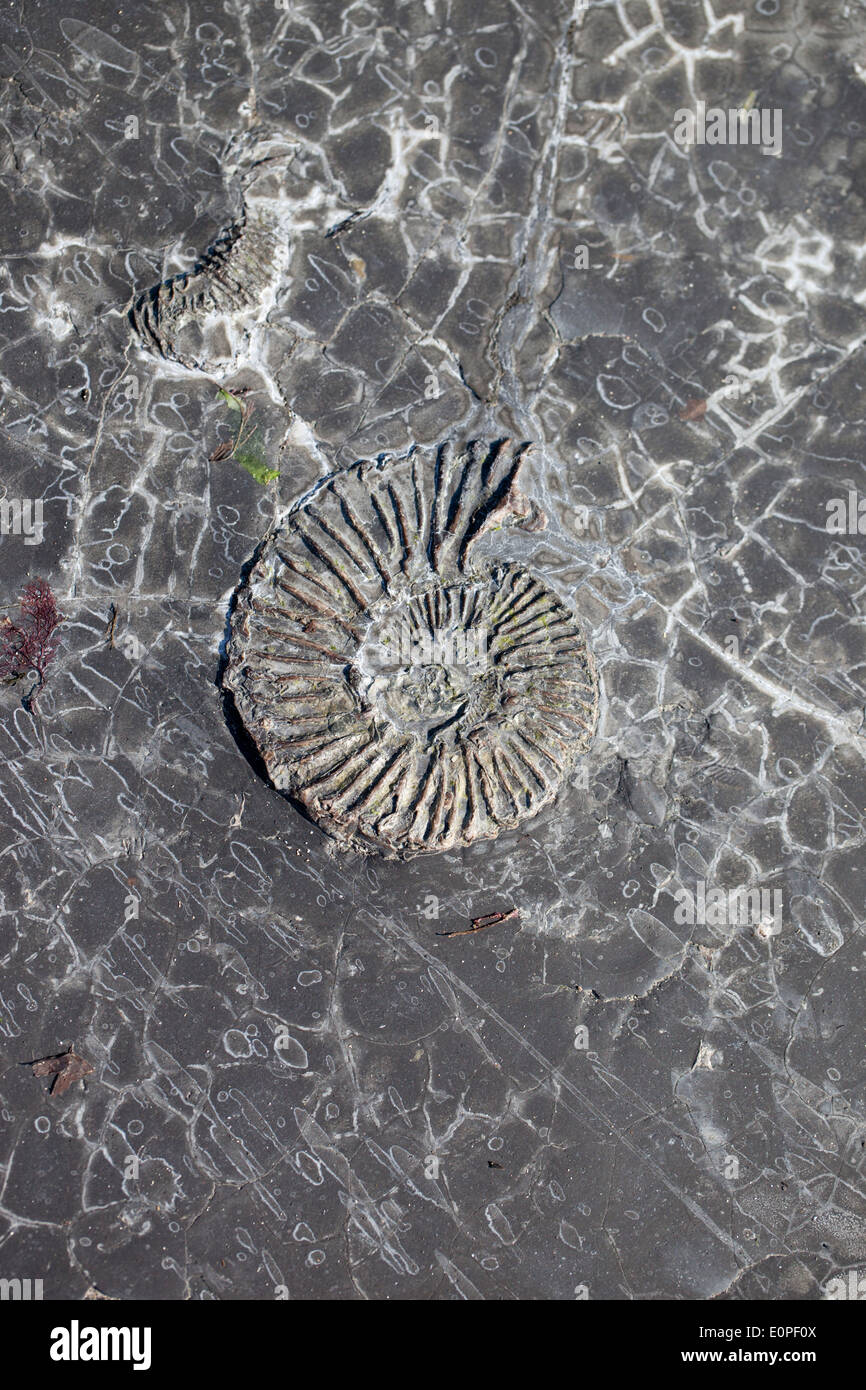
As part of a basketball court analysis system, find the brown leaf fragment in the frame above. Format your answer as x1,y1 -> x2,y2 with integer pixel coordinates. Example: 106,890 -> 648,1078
678,397 -> 707,422
437,907 -> 519,939
30,1048 -> 94,1096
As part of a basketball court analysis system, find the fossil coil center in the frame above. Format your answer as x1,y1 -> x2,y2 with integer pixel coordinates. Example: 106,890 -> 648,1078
355,583 -> 495,739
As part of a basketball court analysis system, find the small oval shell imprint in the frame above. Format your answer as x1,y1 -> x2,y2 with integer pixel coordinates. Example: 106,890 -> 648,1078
223,439 -> 598,857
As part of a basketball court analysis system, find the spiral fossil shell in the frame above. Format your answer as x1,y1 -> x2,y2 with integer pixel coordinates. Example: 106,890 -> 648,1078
131,215 -> 286,371
223,439 -> 598,857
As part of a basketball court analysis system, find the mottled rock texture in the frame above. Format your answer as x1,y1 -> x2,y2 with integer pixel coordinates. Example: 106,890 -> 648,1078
0,0 -> 863,1302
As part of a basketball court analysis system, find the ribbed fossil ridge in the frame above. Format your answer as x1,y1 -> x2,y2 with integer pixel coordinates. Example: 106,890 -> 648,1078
223,439 -> 598,857
131,215 -> 284,370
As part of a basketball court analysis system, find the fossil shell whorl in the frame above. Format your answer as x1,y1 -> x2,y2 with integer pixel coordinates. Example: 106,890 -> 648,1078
131,214 -> 286,371
223,439 -> 598,857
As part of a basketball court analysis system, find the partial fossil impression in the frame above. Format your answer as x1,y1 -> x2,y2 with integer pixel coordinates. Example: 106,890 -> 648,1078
222,440 -> 598,857
130,214 -> 287,372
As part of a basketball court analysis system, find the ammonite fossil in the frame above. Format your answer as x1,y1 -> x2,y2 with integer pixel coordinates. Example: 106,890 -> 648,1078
223,439 -> 598,857
131,214 -> 286,372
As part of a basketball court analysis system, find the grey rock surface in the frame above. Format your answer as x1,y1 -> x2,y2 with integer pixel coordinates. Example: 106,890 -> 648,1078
0,0 -> 863,1300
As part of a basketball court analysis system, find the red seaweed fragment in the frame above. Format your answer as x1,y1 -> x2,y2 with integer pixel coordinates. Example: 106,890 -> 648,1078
0,578 -> 64,711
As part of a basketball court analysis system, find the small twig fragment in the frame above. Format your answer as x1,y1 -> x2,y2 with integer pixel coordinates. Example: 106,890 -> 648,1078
437,907 -> 519,939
